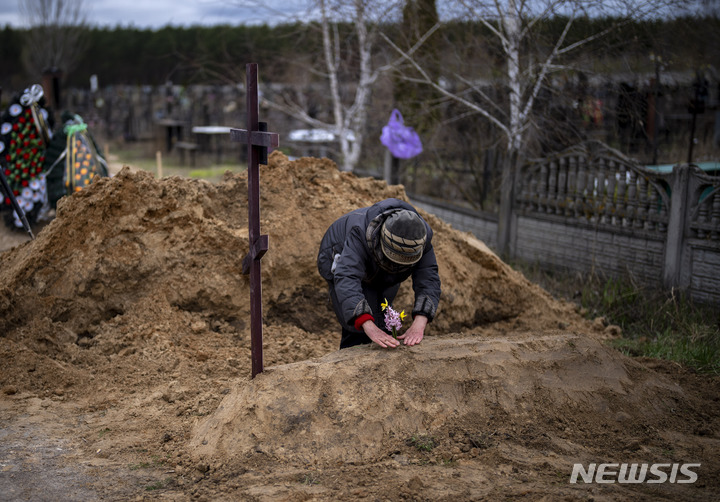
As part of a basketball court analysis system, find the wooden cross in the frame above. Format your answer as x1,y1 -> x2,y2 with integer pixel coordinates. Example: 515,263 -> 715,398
230,63 -> 279,378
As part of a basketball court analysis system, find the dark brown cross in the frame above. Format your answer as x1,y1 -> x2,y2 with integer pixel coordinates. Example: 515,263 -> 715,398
230,63 -> 279,378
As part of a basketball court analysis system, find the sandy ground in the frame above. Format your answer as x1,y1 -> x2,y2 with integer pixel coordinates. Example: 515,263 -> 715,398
0,152 -> 718,501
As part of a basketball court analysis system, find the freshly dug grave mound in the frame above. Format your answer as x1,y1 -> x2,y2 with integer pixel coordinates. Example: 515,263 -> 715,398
0,151 -> 588,399
0,151 -> 717,501
190,333 -> 683,466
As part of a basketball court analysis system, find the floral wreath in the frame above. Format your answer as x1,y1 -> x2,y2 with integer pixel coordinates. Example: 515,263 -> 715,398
0,84 -> 53,228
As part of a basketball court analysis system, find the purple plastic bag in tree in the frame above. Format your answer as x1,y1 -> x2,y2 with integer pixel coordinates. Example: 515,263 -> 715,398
380,109 -> 423,159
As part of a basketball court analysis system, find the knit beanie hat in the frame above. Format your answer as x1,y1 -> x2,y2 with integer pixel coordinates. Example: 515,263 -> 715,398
380,210 -> 427,265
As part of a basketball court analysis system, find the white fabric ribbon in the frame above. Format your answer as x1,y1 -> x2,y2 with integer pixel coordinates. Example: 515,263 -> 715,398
20,84 -> 44,106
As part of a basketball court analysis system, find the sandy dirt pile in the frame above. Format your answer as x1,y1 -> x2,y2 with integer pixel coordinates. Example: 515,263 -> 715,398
0,151 -> 718,501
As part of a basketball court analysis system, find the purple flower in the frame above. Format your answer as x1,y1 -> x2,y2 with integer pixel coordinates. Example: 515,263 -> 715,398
381,298 -> 406,338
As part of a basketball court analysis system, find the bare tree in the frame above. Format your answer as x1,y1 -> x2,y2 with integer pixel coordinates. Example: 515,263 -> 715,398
384,0 -> 687,255
19,0 -> 89,78
228,0 -> 404,172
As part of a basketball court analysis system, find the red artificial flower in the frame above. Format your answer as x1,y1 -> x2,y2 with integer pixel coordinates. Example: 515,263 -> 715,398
23,153 -> 30,160
21,179 -> 28,186
18,117 -> 25,123
13,189 -> 19,195
29,133 -> 36,139
5,155 -> 10,162
4,197 -> 10,205
31,148 -> 38,154
39,156 -> 45,162
3,169 -> 9,176
12,124 -> 18,131
22,168 -> 29,174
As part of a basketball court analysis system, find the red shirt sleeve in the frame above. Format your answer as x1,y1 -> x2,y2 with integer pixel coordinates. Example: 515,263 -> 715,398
354,313 -> 375,330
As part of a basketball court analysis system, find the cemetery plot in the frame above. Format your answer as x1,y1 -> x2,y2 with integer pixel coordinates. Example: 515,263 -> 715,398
0,152 -> 717,500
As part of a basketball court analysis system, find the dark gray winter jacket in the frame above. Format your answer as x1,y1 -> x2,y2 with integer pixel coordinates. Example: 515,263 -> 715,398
317,198 -> 441,329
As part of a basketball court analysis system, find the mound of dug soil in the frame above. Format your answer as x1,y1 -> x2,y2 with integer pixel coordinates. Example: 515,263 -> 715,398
0,152 -> 580,343
0,151 -> 586,397
191,334 -> 683,465
0,151 -> 717,501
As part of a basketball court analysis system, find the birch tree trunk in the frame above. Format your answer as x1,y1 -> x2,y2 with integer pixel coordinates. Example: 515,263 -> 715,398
262,0 -> 393,172
497,0 -> 523,256
333,0 -> 372,172
384,0 -> 677,256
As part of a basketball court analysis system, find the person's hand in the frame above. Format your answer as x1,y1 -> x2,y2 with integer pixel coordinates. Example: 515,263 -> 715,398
361,320 -> 400,348
398,315 -> 427,346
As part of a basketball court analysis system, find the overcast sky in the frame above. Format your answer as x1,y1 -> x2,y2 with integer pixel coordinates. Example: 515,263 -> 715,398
0,0 -> 698,30
0,0 -> 308,29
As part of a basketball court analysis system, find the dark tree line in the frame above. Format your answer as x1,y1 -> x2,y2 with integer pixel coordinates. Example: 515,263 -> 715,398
0,23 -> 325,95
0,15 -> 717,100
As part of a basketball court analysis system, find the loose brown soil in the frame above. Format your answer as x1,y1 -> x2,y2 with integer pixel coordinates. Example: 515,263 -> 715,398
0,152 -> 718,501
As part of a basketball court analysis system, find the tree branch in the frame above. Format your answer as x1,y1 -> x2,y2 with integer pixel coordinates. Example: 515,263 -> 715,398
381,31 -> 511,137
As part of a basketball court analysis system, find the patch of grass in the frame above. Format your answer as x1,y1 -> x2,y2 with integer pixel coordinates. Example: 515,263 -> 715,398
108,141 -> 245,181
407,433 -> 436,452
188,165 -> 243,180
98,427 -> 110,438
129,455 -> 166,470
611,329 -> 719,374
145,478 -> 172,491
512,262 -> 719,375
583,277 -> 719,374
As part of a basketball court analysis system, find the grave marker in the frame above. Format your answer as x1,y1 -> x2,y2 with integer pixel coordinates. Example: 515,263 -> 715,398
230,63 -> 279,378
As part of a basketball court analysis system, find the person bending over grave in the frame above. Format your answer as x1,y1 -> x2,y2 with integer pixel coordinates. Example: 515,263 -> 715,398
317,198 -> 441,349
